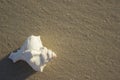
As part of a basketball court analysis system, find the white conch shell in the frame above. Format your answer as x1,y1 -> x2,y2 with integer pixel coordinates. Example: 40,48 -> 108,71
9,35 -> 57,72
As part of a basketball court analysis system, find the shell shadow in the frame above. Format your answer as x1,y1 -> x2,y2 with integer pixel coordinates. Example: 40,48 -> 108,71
0,48 -> 36,80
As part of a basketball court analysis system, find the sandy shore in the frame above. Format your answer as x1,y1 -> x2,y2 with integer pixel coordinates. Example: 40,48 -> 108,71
0,0 -> 120,80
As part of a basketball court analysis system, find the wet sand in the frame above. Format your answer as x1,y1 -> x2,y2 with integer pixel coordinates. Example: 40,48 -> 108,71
0,0 -> 120,80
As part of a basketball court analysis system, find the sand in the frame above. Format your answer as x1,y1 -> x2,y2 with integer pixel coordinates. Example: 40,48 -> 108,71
0,0 -> 120,80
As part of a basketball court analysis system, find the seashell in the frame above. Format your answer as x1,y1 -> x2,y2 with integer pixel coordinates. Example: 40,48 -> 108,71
9,35 -> 57,72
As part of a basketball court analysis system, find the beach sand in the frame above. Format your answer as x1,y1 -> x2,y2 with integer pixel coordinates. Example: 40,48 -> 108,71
0,0 -> 120,80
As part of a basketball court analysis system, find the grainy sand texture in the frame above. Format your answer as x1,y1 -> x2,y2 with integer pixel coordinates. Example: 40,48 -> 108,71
0,0 -> 120,80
